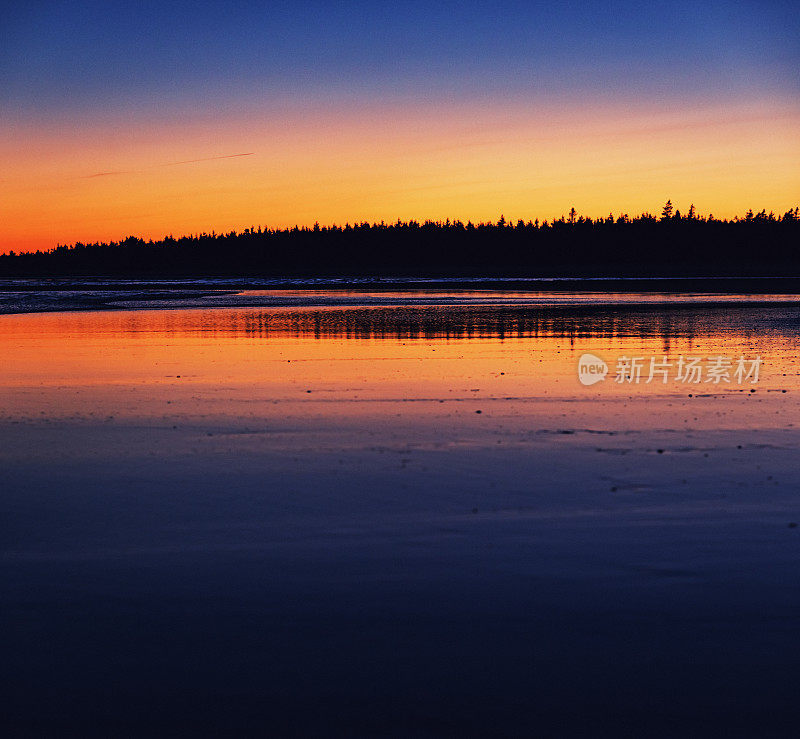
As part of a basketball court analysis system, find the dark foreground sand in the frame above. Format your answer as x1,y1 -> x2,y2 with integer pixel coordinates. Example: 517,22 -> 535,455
2,297 -> 800,737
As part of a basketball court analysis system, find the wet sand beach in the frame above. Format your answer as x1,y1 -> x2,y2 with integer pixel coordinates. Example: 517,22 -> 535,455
2,291 -> 800,736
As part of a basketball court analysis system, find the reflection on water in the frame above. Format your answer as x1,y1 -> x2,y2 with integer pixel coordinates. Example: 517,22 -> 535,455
4,294 -> 800,739
3,296 -> 800,344
4,289 -> 800,739
1,295 -> 799,422
138,302 -> 800,344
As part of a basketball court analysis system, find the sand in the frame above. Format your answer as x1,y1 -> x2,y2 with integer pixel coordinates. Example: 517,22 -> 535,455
2,294 -> 800,736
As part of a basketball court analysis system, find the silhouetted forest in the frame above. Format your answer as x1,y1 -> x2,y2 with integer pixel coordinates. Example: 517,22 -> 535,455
2,203 -> 798,278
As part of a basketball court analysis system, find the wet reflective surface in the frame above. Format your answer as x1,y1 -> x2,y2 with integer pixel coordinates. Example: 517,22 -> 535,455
2,295 -> 800,736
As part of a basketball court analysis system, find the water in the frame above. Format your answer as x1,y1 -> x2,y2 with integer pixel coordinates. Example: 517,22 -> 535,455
3,275 -> 800,314
2,291 -> 800,736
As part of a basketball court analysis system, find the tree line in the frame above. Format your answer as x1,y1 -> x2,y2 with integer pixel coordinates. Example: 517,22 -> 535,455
2,203 -> 798,277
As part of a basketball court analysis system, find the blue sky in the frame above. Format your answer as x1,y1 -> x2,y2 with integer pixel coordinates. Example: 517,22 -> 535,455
2,0 -> 798,116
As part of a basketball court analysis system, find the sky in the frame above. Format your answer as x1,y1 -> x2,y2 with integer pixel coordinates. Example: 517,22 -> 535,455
1,0 -> 798,253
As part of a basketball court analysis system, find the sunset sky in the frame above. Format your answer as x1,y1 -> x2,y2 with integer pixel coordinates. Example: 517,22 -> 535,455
1,0 -> 798,253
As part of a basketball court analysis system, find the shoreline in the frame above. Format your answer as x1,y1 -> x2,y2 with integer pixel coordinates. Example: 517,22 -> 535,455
3,275 -> 800,292
2,275 -> 800,317
4,289 -> 800,317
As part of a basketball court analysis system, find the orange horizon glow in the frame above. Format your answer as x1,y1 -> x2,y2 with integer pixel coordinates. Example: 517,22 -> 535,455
2,97 -> 799,255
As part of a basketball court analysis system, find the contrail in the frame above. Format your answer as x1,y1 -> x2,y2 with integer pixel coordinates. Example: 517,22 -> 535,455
81,152 -> 255,179
81,170 -> 132,178
161,152 -> 255,167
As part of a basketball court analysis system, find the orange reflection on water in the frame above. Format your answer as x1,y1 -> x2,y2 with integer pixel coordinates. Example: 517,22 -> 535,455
1,302 -> 799,434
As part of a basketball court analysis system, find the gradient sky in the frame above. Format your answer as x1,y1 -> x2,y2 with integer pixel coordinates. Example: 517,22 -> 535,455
1,0 -> 798,253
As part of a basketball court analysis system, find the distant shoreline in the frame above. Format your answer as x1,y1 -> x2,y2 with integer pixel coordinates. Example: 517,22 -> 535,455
4,275 -> 800,294
4,276 -> 800,316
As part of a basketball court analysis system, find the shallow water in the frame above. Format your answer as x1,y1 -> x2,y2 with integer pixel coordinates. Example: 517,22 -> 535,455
2,293 -> 800,736
3,277 -> 800,313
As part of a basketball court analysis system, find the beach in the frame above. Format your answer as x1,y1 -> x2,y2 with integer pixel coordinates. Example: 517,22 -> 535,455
2,290 -> 800,736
